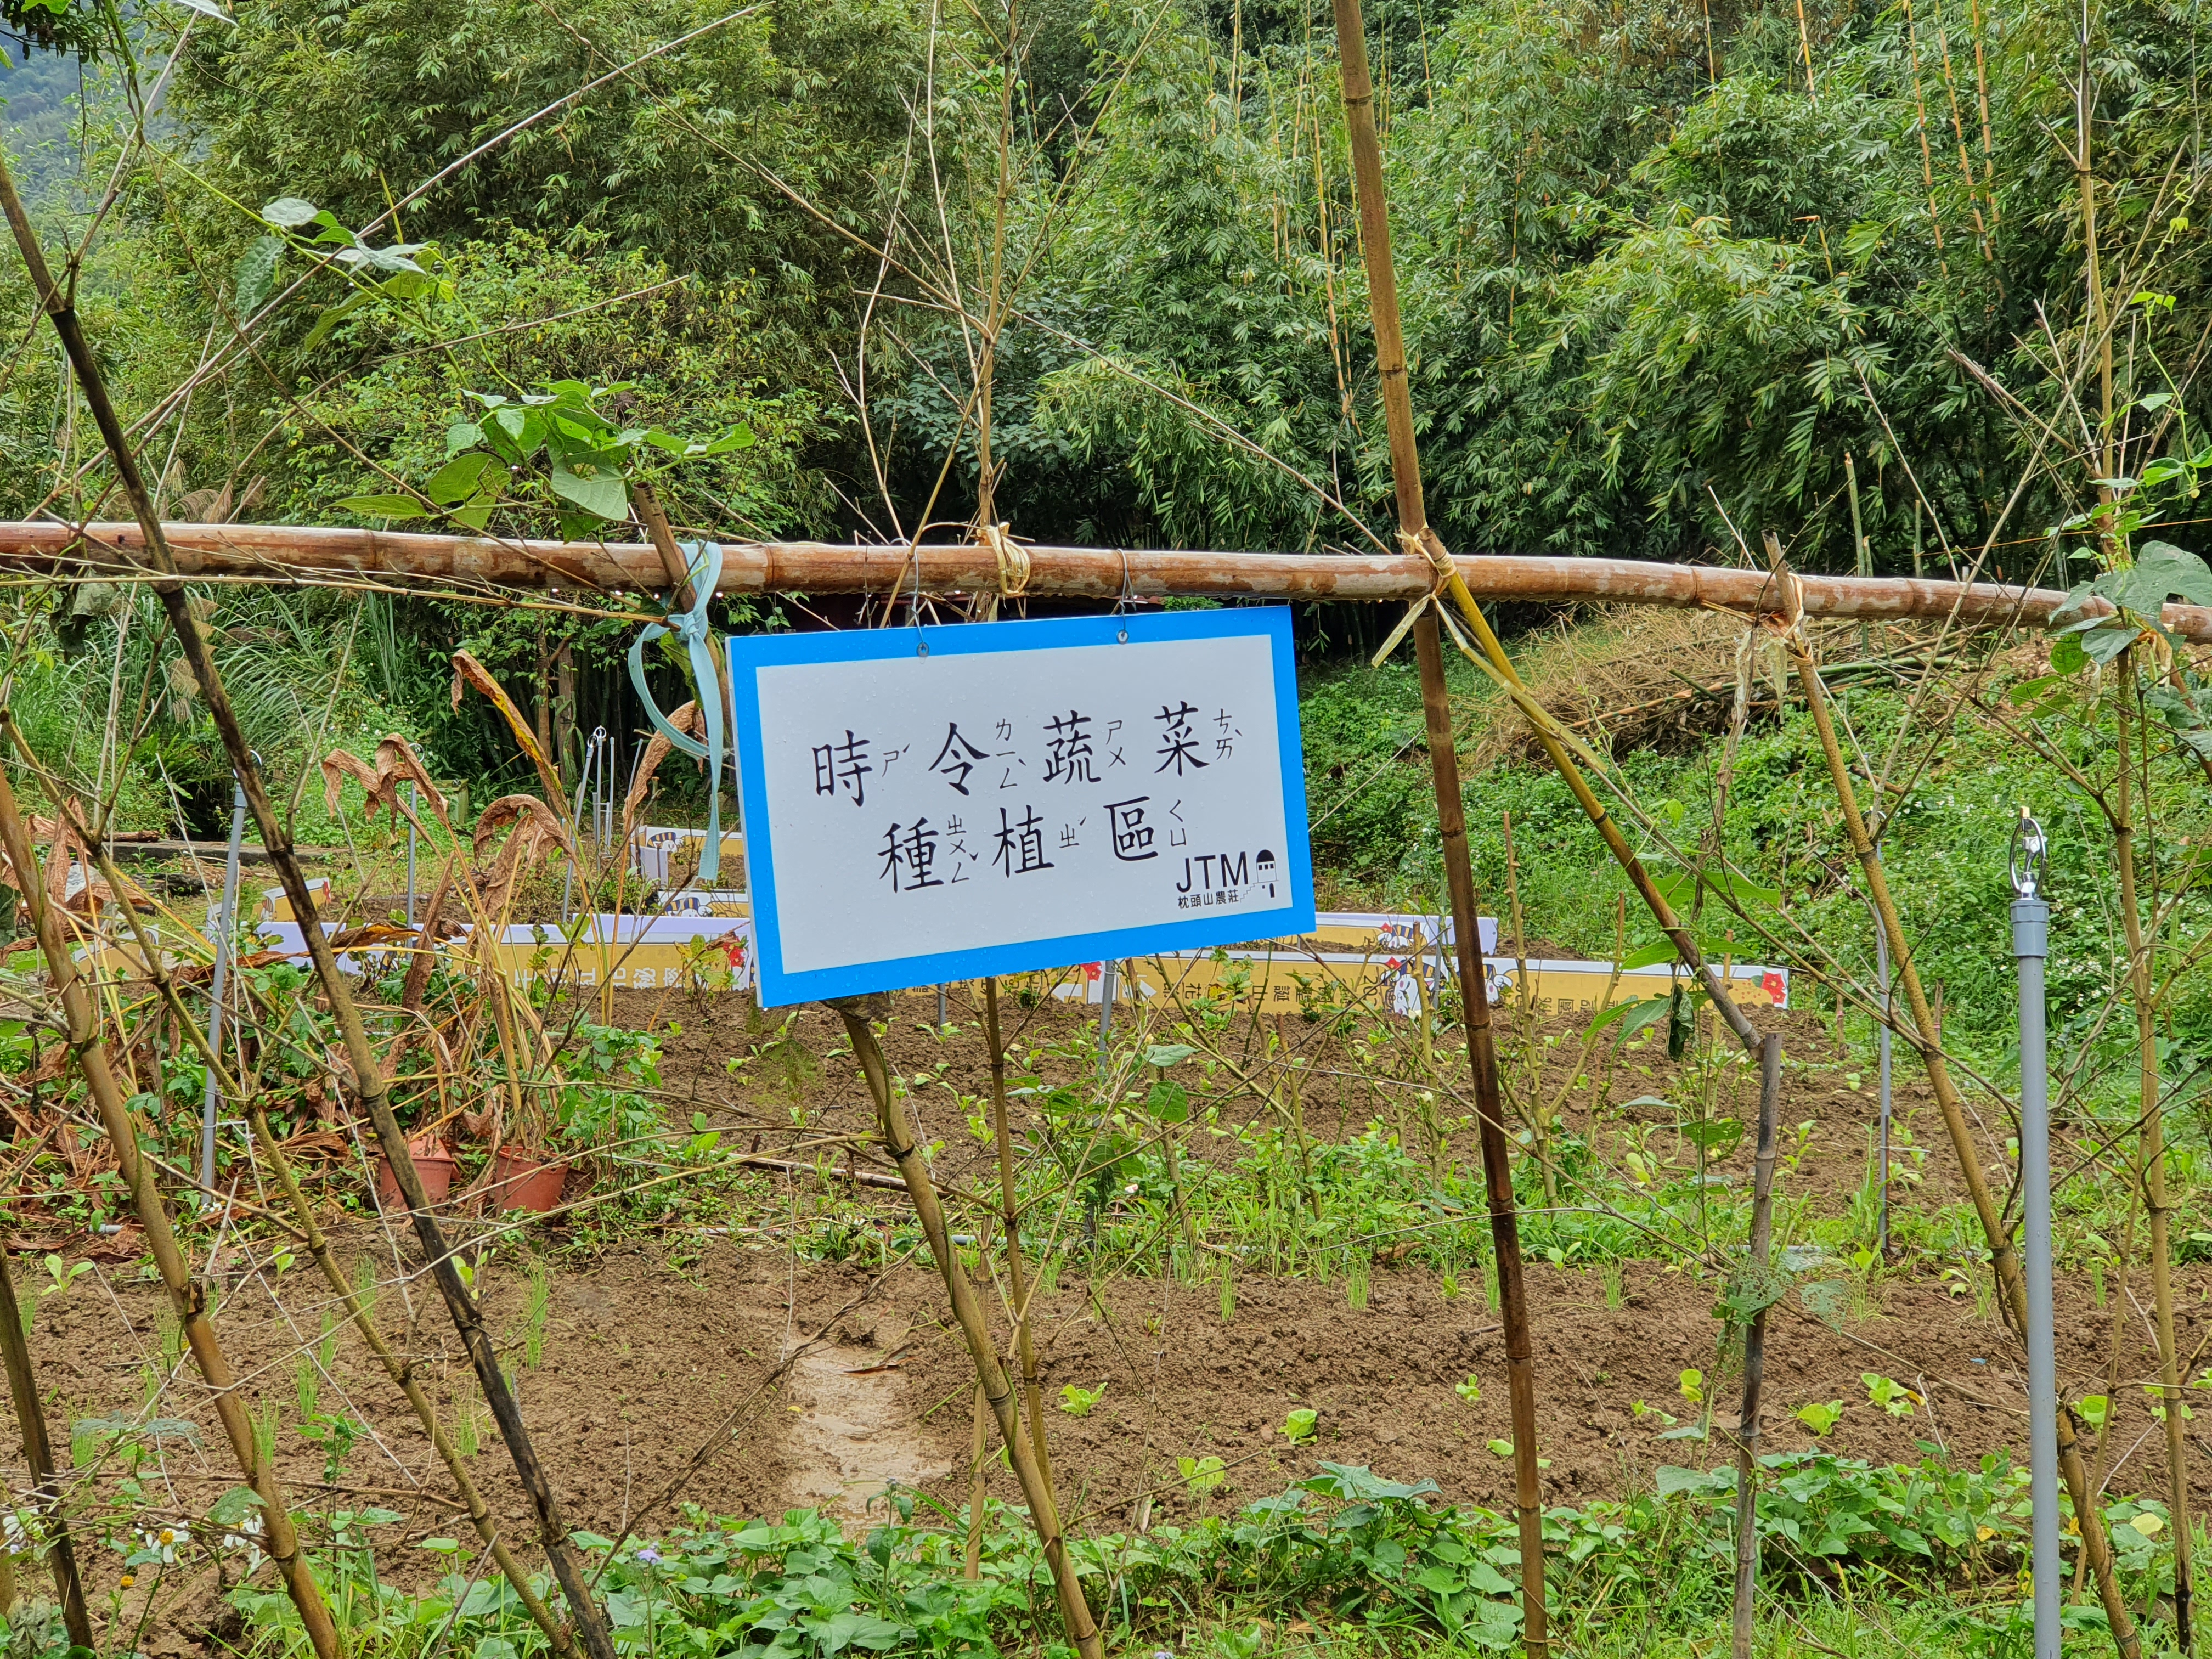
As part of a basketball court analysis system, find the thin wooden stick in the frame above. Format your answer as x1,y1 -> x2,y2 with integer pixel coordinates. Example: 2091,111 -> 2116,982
1768,543 -> 2141,1657
0,142 -> 621,1659
91,844 -> 578,1659
963,1384 -> 989,1580
1731,1035 -> 1781,1659
0,748 -> 341,1658
2115,657 -> 2194,1650
833,999 -> 1104,1659
0,1236 -> 93,1650
984,978 -> 1054,1487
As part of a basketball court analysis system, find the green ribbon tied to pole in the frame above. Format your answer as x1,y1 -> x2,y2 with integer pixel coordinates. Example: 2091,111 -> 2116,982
626,540 -> 731,885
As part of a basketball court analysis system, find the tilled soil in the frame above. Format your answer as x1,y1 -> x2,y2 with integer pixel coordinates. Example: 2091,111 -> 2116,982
23,1235 -> 2211,1652
10,984 -> 2186,1650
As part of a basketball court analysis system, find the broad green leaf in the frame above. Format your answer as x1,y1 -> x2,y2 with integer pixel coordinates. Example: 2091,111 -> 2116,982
233,235 -> 281,315
426,453 -> 493,506
261,196 -> 319,228
334,493 -> 427,520
549,458 -> 629,521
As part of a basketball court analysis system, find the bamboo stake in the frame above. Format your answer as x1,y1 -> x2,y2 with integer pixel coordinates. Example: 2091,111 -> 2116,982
1413,612 -> 1549,1653
0,1237 -> 93,1650
1767,546 -> 2142,1656
1904,0 -> 1951,266
1324,0 -> 1548,1635
1731,1035 -> 1782,1659
87,844 -> 579,1659
833,1001 -> 1104,1659
983,978 -> 1054,1487
963,1385 -> 989,1581
0,754 -> 342,1658
0,144 -> 622,1659
2115,657 -> 2193,1650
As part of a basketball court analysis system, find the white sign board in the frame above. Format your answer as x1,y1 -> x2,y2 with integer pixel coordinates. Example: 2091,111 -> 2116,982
730,608 -> 1315,1006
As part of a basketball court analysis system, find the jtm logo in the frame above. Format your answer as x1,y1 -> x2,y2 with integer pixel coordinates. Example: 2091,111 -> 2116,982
1176,851 -> 1250,893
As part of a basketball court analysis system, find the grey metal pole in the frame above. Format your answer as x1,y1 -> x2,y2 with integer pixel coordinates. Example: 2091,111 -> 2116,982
201,773 -> 248,1193
2011,808 -> 2059,1659
405,781 -> 417,927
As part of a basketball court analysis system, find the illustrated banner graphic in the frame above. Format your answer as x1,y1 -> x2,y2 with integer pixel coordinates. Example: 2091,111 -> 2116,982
731,608 -> 1315,1006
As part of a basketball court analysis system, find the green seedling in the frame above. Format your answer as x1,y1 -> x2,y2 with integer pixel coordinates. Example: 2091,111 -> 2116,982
1863,1373 -> 1918,1417
2144,1383 -> 2196,1424
1058,1383 -> 1108,1418
1178,1454 -> 1226,1494
1454,1374 -> 1482,1405
40,1253 -> 91,1311
1795,1401 -> 1844,1436
1282,1407 -> 1318,1443
1631,1399 -> 1680,1427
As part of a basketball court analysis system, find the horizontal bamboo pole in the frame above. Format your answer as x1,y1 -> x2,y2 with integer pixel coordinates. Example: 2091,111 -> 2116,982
0,520 -> 2202,639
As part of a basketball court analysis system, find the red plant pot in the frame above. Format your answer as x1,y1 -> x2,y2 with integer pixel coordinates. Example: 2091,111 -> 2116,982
489,1149 -> 569,1213
374,1134 -> 455,1211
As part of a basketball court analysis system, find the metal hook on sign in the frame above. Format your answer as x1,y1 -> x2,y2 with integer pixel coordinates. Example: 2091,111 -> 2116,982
2009,805 -> 2048,900
1114,549 -> 1135,643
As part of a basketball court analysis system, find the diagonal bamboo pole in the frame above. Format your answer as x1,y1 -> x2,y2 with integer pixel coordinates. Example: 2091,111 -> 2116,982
0,146 -> 622,1659
0,1237 -> 93,1650
86,838 -> 579,1659
1767,545 -> 2140,1655
1323,0 -> 1547,1640
0,755 -> 342,1658
832,1000 -> 1103,1659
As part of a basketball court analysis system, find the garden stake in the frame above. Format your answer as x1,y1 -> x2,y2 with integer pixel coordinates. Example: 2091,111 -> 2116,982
201,764 -> 246,1192
0,752 -> 342,1659
2010,812 -> 2060,1659
1325,0 -> 1548,1623
0,149 -> 623,1659
0,1237 -> 93,1650
1417,612 -> 1550,1652
2114,655 -> 2194,1649
983,978 -> 1055,1489
1769,548 -> 2140,1655
963,1384 -> 989,1580
1731,1034 -> 1781,1659
91,847 -> 580,1659
833,999 -> 1105,1659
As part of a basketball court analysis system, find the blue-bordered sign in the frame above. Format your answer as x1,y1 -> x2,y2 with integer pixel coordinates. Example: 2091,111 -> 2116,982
730,607 -> 1315,1007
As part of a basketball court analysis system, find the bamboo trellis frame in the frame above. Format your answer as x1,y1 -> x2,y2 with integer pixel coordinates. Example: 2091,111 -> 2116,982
0,520 -> 2202,639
